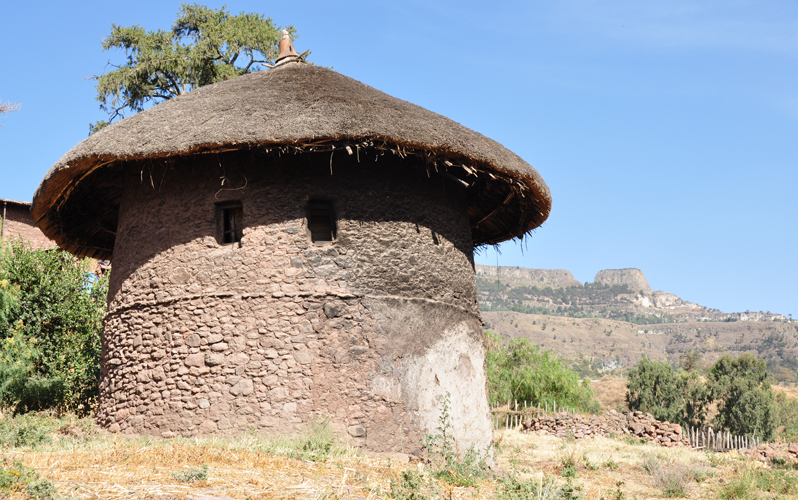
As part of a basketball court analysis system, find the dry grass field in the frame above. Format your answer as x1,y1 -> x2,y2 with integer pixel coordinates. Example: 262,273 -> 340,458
1,413 -> 797,500
589,377 -> 629,412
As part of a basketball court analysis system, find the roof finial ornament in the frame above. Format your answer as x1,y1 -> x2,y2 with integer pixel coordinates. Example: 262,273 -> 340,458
274,30 -> 303,67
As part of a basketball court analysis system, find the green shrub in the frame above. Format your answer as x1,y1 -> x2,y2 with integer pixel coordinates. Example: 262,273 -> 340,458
257,413 -> 345,461
486,332 -> 600,413
0,280 -> 19,332
0,240 -> 108,415
754,468 -> 798,495
560,457 -> 578,478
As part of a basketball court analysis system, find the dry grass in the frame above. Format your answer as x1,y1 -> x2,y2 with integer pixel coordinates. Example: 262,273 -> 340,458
495,429 -> 797,500
2,422 -> 797,499
7,435 -> 399,499
590,376 -> 628,412
775,383 -> 798,400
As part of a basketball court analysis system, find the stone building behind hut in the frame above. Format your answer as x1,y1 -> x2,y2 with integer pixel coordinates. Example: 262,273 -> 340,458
32,44 -> 551,453
1,198 -> 55,249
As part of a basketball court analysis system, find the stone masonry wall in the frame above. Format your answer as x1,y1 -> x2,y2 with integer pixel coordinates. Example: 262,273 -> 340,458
1,200 -> 55,249
99,150 -> 493,454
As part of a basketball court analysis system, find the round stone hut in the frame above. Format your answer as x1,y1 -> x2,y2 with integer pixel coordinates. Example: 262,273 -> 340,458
32,49 -> 551,453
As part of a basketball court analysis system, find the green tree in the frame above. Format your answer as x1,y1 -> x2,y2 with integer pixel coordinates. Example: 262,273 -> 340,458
486,331 -> 599,413
0,240 -> 108,414
707,353 -> 777,440
91,3 -> 296,133
625,358 -> 710,427
626,358 -> 683,423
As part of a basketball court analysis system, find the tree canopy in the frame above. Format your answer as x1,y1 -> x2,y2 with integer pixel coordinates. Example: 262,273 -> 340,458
91,3 -> 296,133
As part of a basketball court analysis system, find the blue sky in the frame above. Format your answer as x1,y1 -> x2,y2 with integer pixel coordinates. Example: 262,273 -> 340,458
1,1 -> 796,316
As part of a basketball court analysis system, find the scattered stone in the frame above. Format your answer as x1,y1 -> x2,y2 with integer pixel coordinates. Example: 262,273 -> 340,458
521,410 -> 689,447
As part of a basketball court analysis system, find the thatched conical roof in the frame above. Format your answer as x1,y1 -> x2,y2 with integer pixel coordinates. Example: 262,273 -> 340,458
33,62 -> 551,259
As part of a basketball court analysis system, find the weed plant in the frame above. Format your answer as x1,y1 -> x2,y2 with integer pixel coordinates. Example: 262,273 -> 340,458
0,459 -> 57,499
388,470 -> 433,500
0,413 -> 52,448
172,464 -> 208,483
261,413 -> 346,461
718,467 -> 756,500
495,474 -> 561,500
423,393 -> 492,487
640,453 -> 695,498
560,457 -> 578,478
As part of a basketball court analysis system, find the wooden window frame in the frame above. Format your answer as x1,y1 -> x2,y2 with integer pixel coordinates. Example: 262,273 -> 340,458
216,201 -> 243,245
307,200 -> 336,244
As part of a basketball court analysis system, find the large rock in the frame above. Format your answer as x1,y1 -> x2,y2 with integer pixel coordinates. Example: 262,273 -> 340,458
594,268 -> 652,294
475,265 -> 581,288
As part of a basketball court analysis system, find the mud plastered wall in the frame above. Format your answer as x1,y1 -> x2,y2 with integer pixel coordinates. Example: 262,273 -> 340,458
99,151 -> 492,454
1,202 -> 55,249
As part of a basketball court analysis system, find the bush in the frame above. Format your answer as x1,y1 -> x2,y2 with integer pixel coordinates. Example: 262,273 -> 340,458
0,280 -> 19,332
486,332 -> 600,413
0,240 -> 108,414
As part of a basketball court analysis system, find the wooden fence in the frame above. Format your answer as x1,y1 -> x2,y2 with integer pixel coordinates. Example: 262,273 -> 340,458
489,399 -> 574,430
489,399 -> 764,452
686,426 -> 760,451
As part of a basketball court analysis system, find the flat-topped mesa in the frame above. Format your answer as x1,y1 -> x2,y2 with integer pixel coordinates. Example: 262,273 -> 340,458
475,265 -> 581,288
594,268 -> 652,294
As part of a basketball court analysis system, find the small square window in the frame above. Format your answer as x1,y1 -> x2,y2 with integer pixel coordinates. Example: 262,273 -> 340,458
307,201 -> 335,243
216,202 -> 243,244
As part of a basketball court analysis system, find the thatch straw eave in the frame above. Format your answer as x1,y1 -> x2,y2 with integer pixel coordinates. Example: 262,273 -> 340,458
33,63 -> 551,259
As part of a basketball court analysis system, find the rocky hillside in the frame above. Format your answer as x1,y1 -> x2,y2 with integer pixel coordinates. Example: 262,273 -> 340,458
477,265 -> 798,381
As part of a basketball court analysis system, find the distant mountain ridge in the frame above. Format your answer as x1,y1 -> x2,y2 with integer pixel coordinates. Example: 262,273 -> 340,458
475,264 -> 788,323
476,265 -> 798,381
